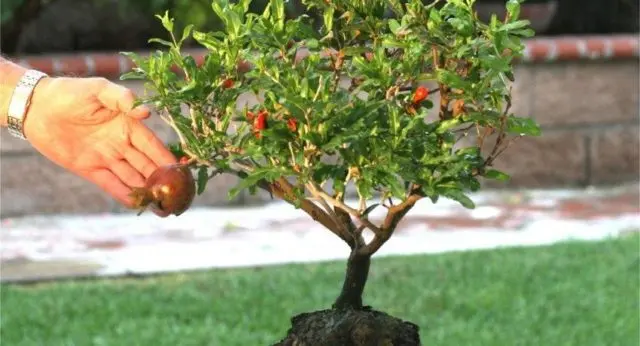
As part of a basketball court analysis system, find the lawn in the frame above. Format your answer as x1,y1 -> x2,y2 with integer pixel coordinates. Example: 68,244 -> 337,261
1,234 -> 638,346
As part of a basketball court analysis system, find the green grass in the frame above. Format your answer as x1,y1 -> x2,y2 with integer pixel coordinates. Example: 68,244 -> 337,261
2,234 -> 638,346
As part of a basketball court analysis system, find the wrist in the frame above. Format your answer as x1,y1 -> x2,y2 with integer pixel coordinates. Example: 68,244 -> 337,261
0,60 -> 28,127
2,67 -> 50,140
21,76 -> 54,141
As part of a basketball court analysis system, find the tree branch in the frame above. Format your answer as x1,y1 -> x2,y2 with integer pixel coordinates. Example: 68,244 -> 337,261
484,89 -> 513,167
306,184 -> 353,244
222,153 -> 359,248
335,205 -> 366,250
357,186 -> 423,256
233,172 -> 352,247
308,182 -> 382,235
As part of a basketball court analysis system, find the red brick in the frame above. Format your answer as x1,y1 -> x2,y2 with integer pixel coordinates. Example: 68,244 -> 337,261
91,55 -> 123,78
55,56 -> 89,77
22,57 -> 54,75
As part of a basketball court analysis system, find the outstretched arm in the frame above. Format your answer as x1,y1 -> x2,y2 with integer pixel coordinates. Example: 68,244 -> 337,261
0,56 -> 178,213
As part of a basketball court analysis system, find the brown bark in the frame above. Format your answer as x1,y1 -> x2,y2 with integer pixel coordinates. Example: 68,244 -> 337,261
333,250 -> 371,310
241,172 -> 352,245
359,191 -> 422,256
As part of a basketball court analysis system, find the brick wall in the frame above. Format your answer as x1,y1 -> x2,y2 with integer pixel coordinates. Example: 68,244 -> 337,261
1,35 -> 638,217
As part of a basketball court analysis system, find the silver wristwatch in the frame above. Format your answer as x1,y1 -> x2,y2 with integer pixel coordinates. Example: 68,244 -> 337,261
7,69 -> 48,140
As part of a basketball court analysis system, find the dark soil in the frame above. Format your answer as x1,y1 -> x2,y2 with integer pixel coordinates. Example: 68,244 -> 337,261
273,308 -> 421,346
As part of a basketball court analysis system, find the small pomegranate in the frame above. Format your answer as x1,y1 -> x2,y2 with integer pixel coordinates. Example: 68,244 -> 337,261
236,59 -> 252,75
412,86 -> 429,104
222,78 -> 234,89
129,163 -> 196,217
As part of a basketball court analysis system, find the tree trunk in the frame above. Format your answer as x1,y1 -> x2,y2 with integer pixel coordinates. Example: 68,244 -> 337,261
333,250 -> 371,310
273,249 -> 422,345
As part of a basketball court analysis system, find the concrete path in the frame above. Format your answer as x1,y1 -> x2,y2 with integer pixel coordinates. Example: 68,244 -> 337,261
1,184 -> 638,283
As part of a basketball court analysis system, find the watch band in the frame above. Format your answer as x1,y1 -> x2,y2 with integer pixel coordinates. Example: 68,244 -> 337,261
7,69 -> 48,140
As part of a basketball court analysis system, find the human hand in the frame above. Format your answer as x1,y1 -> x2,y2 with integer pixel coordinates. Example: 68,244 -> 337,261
22,76 -> 177,208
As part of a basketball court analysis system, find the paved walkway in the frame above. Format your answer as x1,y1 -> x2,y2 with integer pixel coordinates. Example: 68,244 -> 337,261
1,184 -> 638,283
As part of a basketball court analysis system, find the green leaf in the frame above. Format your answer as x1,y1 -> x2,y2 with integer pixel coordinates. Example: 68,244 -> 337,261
361,203 -> 380,217
443,189 -> 475,209
506,116 -> 542,136
271,0 -> 285,32
484,169 -> 510,182
514,28 -> 536,38
506,0 -> 521,20
181,24 -> 194,44
333,178 -> 346,195
436,69 -> 468,89
192,31 -> 222,51
381,173 -> 405,199
388,19 -> 401,35
311,164 -> 343,183
228,167 -> 281,200
436,118 -> 462,133
482,55 -> 510,72
155,11 -> 174,33
356,178 -> 373,200
381,38 -> 408,49
505,70 -> 515,82
447,17 -> 473,36
177,78 -> 198,93
196,167 -> 209,195
501,20 -> 530,32
428,8 -> 442,32
323,6 -> 335,33
466,177 -> 481,192
167,143 -> 185,158
119,51 -> 145,69
119,71 -> 146,80
305,38 -> 319,49
148,38 -> 173,47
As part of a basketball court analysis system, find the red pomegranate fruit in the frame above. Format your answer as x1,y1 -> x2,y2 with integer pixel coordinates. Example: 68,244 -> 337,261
129,163 -> 196,217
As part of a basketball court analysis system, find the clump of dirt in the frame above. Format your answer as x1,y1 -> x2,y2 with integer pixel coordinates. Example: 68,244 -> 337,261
273,307 -> 421,346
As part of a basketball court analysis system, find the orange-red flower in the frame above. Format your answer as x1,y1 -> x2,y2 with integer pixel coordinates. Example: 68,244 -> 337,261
287,118 -> 298,132
253,110 -> 268,138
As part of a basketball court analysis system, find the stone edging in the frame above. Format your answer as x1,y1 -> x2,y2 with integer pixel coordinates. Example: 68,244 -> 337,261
11,35 -> 639,80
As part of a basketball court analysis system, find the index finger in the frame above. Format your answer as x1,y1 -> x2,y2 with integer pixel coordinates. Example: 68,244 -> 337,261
129,122 -> 177,167
94,78 -> 150,119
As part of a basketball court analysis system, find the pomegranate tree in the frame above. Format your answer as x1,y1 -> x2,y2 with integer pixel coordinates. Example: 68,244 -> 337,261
121,0 -> 540,344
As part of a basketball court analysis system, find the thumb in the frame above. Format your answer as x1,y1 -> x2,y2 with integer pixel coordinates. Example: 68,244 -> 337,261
94,77 -> 150,119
